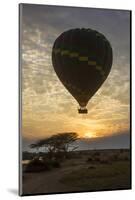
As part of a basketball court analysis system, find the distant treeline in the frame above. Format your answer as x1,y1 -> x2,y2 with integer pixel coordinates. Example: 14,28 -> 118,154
22,148 -> 130,161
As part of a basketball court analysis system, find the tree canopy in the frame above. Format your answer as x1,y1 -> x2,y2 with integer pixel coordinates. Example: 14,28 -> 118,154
30,132 -> 78,158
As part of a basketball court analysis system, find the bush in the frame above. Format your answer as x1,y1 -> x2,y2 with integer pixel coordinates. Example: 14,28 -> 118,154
94,156 -> 101,162
93,151 -> 100,157
24,156 -> 62,173
88,165 -> 96,170
55,152 -> 65,161
51,160 -> 61,168
119,154 -> 130,161
99,158 -> 111,165
25,158 -> 51,173
86,156 -> 101,163
111,154 -> 119,161
87,157 -> 93,162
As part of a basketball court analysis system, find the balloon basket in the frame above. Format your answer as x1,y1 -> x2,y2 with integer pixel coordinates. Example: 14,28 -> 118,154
78,108 -> 88,114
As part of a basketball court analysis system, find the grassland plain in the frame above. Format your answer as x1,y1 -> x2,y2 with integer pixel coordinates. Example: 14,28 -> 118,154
22,149 -> 131,195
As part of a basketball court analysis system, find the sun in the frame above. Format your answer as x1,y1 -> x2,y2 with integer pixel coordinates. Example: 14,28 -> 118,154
84,132 -> 96,138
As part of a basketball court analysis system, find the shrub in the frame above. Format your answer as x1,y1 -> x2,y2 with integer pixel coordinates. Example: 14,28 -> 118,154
94,156 -> 101,162
86,157 -> 93,162
93,151 -> 100,157
25,158 -> 51,173
111,154 -> 119,161
86,156 -> 101,163
99,158 -> 111,165
51,160 -> 61,168
119,153 -> 130,161
88,165 -> 96,170
55,152 -> 65,161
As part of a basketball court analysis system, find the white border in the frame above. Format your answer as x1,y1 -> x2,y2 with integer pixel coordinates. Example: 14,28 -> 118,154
0,0 -> 134,199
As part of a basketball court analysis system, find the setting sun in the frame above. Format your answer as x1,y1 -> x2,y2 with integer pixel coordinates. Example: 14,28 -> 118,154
84,132 -> 97,138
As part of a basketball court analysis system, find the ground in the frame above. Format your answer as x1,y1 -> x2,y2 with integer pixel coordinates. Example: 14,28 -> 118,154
22,149 -> 131,195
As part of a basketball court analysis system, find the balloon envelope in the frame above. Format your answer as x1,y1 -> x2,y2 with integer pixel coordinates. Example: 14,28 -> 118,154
52,28 -> 113,113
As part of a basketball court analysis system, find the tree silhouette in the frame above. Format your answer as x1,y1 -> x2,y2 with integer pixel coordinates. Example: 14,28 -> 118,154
30,132 -> 78,159
30,143 -> 40,151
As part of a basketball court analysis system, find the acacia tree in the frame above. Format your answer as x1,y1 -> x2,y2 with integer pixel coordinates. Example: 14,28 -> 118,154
30,143 -> 40,152
52,132 -> 78,156
30,132 -> 78,159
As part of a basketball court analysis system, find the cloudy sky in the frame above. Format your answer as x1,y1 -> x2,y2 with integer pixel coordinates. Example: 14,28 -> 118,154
20,4 -> 131,149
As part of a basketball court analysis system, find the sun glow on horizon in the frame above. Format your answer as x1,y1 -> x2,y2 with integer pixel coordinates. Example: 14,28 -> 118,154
83,132 -> 98,139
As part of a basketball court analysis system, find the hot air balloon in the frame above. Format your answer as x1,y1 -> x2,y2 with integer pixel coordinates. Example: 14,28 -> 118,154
52,28 -> 113,114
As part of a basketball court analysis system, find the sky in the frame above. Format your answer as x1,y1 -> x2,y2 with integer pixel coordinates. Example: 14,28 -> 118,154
20,4 -> 131,150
